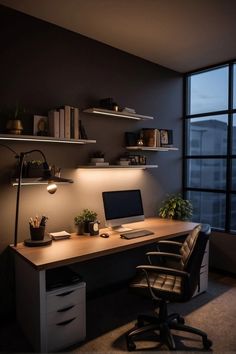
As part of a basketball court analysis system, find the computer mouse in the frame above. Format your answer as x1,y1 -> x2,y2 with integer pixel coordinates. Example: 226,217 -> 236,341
100,233 -> 109,238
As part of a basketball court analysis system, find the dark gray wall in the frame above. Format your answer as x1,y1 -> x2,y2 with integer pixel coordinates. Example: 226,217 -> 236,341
0,5 -> 183,254
0,6 -> 183,318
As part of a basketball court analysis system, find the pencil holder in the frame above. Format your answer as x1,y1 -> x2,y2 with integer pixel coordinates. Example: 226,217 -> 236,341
30,225 -> 45,241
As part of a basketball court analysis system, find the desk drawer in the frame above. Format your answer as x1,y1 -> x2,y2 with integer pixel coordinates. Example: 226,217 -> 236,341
47,302 -> 85,325
46,311 -> 86,352
46,282 -> 85,313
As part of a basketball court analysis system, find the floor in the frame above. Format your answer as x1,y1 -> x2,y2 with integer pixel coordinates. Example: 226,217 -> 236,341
0,270 -> 236,353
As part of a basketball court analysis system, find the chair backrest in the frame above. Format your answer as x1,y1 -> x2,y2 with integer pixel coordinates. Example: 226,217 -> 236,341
179,225 -> 202,269
180,225 -> 210,300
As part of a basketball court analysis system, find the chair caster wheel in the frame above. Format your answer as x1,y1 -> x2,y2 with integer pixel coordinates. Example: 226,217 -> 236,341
203,338 -> 212,349
127,338 -> 136,351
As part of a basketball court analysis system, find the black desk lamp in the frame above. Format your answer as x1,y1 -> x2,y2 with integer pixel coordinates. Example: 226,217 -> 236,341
0,143 -> 73,246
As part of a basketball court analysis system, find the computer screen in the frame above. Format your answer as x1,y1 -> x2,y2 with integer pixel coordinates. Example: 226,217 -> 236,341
102,189 -> 144,231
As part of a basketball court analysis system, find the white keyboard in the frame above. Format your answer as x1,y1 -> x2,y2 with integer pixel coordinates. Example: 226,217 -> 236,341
120,229 -> 154,239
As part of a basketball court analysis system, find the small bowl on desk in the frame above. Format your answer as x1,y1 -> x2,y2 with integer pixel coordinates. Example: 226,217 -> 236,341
30,225 -> 45,241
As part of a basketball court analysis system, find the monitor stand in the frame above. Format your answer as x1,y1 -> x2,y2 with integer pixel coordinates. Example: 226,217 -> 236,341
111,225 -> 133,233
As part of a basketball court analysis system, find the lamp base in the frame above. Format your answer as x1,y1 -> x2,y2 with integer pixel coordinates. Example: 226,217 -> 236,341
24,235 -> 52,247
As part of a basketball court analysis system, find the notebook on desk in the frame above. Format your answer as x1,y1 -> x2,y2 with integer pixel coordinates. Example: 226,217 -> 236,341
49,230 -> 71,240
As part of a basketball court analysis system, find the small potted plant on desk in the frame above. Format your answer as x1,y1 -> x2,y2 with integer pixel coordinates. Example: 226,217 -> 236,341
159,193 -> 193,221
74,209 -> 98,235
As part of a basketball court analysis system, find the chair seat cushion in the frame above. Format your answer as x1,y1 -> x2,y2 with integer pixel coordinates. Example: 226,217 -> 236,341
130,270 -> 183,301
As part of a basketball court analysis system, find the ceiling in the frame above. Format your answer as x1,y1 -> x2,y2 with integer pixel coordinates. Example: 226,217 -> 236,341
1,0 -> 236,73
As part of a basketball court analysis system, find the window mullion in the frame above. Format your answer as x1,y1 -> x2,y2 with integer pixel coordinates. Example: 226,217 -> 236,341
225,63 -> 234,231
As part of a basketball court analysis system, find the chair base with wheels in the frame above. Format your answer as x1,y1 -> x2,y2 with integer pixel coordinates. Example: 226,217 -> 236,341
126,299 -> 212,351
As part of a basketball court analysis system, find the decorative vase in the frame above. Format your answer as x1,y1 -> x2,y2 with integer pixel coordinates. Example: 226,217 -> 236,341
6,119 -> 23,135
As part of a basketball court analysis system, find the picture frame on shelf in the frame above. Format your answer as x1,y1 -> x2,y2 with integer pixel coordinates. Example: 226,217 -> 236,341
33,115 -> 48,136
160,129 -> 173,146
160,129 -> 169,145
128,154 -> 146,165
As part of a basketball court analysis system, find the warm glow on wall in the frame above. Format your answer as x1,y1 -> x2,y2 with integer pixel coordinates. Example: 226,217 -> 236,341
76,169 -> 144,189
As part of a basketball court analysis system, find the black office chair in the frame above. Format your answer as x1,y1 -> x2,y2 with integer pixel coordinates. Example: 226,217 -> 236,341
126,224 -> 212,351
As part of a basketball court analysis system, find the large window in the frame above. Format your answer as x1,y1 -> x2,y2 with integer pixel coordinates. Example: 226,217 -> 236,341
184,62 -> 236,233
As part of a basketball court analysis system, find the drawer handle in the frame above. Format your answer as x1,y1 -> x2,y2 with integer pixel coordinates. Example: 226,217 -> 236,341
56,317 -> 76,326
56,290 -> 74,297
57,305 -> 75,313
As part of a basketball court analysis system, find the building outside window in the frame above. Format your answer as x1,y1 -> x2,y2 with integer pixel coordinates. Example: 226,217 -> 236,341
184,62 -> 236,233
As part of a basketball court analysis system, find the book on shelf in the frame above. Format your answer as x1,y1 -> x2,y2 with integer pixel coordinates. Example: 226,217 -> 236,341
74,107 -> 79,140
48,110 -> 60,138
64,105 -> 71,139
48,105 -> 81,140
142,128 -> 161,147
63,105 -> 80,140
70,107 -> 75,139
79,120 -> 88,139
58,108 -> 65,138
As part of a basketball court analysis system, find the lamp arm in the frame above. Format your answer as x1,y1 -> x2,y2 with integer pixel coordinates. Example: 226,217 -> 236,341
22,149 -> 47,163
14,152 -> 24,247
14,149 -> 49,247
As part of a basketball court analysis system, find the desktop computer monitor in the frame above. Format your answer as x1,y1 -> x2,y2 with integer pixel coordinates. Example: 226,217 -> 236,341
102,189 -> 145,232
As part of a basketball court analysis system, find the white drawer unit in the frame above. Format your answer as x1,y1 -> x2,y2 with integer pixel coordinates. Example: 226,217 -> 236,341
46,282 -> 86,352
14,256 -> 86,353
193,240 -> 209,297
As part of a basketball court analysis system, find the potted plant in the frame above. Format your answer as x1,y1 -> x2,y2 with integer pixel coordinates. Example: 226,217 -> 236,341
159,194 -> 193,221
24,160 -> 45,178
74,209 -> 98,235
90,151 -> 105,163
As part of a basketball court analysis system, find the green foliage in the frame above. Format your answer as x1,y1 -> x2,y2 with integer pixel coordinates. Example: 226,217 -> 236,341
0,103 -> 25,119
27,160 -> 43,165
74,209 -> 98,224
159,194 -> 193,221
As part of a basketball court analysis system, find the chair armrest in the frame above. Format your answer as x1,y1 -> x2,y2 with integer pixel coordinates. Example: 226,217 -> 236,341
157,240 -> 183,247
146,251 -> 182,265
156,240 -> 182,253
136,264 -> 189,278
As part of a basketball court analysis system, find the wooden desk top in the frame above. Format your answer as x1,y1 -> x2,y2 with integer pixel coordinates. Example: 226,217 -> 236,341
10,218 -> 198,270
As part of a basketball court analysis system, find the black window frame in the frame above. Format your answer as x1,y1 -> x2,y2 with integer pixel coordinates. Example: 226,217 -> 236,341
183,60 -> 236,234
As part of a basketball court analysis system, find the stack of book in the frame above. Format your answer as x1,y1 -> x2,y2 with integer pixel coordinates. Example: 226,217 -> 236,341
141,128 -> 173,147
141,128 -> 161,147
48,105 -> 87,140
89,158 -> 109,167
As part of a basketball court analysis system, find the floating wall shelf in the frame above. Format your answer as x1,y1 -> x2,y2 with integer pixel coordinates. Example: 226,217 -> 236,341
126,146 -> 179,152
83,108 -> 154,120
0,134 -> 96,145
78,165 -> 158,169
11,178 -> 73,186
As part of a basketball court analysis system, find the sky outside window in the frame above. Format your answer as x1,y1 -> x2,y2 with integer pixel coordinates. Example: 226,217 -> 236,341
189,67 -> 228,115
